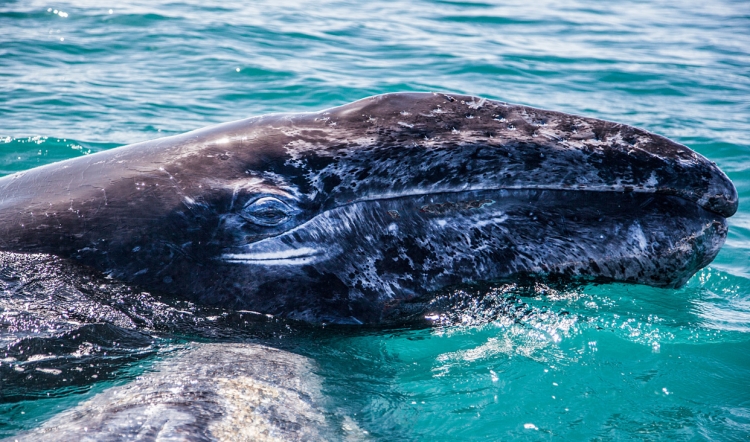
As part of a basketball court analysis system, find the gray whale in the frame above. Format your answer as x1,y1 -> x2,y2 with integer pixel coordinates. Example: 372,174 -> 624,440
0,93 -> 737,324
8,343 -> 350,442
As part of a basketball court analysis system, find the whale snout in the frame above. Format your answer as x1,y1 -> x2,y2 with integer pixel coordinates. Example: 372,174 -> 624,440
698,168 -> 738,218
653,149 -> 738,219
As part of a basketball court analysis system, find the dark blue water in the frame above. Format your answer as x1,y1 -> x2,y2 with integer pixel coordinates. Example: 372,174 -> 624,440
1,0 -> 749,439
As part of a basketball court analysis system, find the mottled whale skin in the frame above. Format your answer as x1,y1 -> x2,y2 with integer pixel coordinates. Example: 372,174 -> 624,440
0,93 -> 737,324
10,343 -> 341,441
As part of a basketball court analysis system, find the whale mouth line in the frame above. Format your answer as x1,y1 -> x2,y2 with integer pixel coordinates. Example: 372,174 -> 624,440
342,184 -> 735,219
220,247 -> 321,265
220,184 -> 733,268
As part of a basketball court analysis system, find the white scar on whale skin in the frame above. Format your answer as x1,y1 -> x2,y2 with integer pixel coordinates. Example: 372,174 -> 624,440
221,247 -> 321,265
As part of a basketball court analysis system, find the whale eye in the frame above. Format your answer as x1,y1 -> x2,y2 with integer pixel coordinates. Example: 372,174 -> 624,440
241,197 -> 293,226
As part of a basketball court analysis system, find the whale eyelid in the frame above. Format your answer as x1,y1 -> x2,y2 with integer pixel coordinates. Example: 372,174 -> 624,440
243,196 -> 294,210
241,196 -> 294,226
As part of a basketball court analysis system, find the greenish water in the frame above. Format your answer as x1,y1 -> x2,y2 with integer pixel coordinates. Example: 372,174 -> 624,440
1,0 -> 749,440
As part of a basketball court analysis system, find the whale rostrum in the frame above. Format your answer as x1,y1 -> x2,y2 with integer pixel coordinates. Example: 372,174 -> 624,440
0,93 -> 738,324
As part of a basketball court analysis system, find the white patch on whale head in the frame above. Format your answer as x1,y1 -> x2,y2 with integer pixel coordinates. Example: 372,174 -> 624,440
628,222 -> 647,251
474,214 -> 508,228
221,246 -> 320,266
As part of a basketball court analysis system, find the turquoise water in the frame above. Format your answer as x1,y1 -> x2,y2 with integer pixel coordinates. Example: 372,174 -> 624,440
1,0 -> 750,439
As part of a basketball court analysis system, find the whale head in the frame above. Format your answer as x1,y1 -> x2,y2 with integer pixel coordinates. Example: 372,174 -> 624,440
0,93 -> 737,324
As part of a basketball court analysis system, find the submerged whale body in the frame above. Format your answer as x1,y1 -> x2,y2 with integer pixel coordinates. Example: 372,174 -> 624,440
12,343 -> 338,441
0,93 -> 737,324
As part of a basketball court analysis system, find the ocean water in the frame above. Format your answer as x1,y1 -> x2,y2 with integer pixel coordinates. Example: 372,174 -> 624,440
1,0 -> 749,440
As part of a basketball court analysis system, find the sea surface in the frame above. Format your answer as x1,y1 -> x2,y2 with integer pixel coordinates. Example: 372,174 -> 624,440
1,0 -> 749,440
